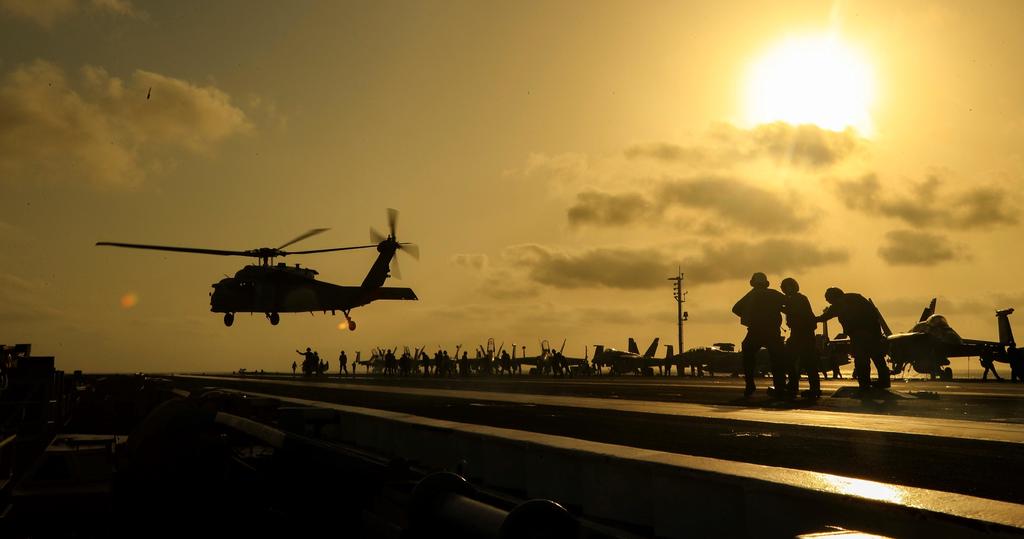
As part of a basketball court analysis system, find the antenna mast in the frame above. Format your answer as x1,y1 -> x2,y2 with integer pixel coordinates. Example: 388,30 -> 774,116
668,267 -> 688,375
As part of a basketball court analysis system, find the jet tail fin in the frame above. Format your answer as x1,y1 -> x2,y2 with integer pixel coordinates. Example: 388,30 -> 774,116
628,338 -> 640,355
997,308 -> 1016,347
594,345 -> 605,358
919,298 -> 937,322
643,338 -> 660,358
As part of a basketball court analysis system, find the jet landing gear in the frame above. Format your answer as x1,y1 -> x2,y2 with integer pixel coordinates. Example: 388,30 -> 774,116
267,312 -> 280,326
223,313 -> 234,327
343,310 -> 356,331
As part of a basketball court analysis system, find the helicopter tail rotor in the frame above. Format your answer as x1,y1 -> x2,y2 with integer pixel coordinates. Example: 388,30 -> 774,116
368,209 -> 419,279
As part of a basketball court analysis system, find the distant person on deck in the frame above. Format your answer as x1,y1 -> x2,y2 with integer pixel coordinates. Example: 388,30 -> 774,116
291,361 -> 297,376
817,287 -> 891,392
732,272 -> 787,397
339,350 -> 348,376
296,347 -> 316,375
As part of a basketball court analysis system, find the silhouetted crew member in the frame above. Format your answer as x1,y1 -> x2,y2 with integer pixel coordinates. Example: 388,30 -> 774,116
339,350 -> 348,375
432,350 -> 443,376
500,350 -> 511,375
781,277 -> 820,399
418,351 -> 428,376
817,287 -> 891,391
980,353 -> 1002,381
296,347 -> 316,375
384,349 -> 397,375
291,361 -> 297,376
732,272 -> 787,397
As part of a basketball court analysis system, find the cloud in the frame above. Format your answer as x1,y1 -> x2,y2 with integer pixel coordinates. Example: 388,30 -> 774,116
0,60 -> 251,186
480,271 -> 542,300
567,176 -> 814,233
835,174 -> 1017,230
450,253 -> 540,299
681,239 -> 849,285
657,177 -> 813,232
0,0 -> 136,27
625,122 -> 864,169
450,253 -> 489,271
504,239 -> 847,290
520,152 -> 590,183
567,191 -> 653,227
877,230 -> 960,266
504,244 -> 672,290
746,122 -> 862,168
623,143 -> 708,164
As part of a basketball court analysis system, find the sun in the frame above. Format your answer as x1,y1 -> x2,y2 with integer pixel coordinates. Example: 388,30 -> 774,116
745,33 -> 876,135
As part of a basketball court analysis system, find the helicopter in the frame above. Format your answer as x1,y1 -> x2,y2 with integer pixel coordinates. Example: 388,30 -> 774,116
97,209 -> 419,329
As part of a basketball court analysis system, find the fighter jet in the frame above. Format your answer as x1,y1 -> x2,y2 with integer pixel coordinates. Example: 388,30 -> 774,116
887,299 -> 1023,381
593,338 -> 662,375
677,342 -> 769,377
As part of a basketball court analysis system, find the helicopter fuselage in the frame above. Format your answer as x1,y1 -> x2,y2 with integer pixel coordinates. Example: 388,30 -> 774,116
210,263 -> 416,315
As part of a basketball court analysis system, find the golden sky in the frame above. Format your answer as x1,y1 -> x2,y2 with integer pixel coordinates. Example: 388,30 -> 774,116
1,0 -> 1022,372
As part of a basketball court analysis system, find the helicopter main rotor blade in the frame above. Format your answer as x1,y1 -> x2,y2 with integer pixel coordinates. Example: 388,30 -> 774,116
278,228 -> 329,250
370,227 -> 385,244
96,242 -> 249,257
399,242 -> 420,260
387,208 -> 399,238
284,244 -> 380,255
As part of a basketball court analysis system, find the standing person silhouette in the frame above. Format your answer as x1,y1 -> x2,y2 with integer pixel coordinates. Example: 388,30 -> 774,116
338,350 -> 348,376
296,347 -> 315,375
817,287 -> 891,392
732,272 -> 787,397
781,277 -> 820,399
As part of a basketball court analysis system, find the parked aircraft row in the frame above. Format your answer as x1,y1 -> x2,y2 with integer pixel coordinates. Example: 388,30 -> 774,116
344,298 -> 1021,382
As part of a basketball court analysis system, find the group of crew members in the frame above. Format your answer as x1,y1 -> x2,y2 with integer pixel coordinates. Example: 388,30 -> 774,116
291,346 -> 580,378
733,272 -> 889,399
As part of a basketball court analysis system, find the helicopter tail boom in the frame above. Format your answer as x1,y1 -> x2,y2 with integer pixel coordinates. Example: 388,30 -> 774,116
366,286 -> 418,301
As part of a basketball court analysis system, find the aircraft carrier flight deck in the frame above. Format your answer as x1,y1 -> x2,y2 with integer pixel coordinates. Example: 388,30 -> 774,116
172,372 -> 1024,510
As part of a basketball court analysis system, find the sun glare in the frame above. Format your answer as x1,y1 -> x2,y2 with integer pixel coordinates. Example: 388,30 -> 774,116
745,34 -> 876,135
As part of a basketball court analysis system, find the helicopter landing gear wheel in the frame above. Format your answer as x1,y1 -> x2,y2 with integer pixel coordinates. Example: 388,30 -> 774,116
268,312 -> 280,326
223,313 -> 234,327
343,310 -> 356,331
